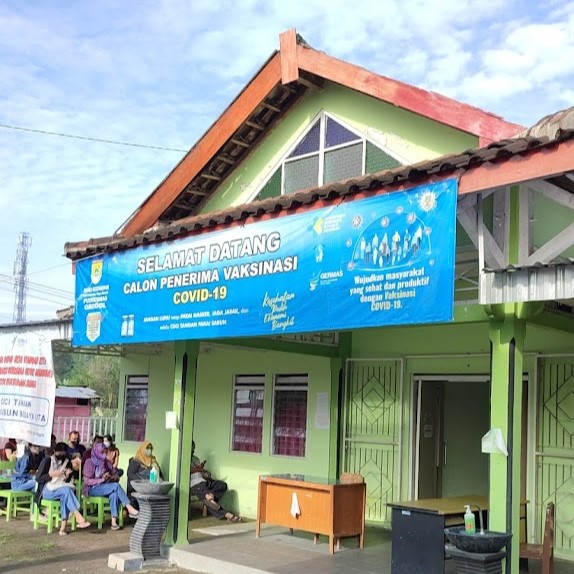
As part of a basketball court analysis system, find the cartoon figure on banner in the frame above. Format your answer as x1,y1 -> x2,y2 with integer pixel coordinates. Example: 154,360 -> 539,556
403,230 -> 410,261
348,188 -> 438,271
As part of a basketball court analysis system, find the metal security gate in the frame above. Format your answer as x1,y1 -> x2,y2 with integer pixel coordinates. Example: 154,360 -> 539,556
536,357 -> 574,559
343,359 -> 403,525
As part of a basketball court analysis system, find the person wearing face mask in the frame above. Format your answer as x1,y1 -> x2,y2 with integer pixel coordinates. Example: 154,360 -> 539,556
104,435 -> 121,470
66,431 -> 86,460
83,442 -> 139,530
11,443 -> 45,491
34,442 -> 91,535
126,441 -> 162,509
81,435 -> 104,467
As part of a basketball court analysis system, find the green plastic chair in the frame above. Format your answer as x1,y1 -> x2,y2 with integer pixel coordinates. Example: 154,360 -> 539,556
80,470 -> 124,529
82,494 -> 124,529
33,497 -> 64,533
33,460 -> 83,533
33,483 -> 79,534
0,461 -> 34,521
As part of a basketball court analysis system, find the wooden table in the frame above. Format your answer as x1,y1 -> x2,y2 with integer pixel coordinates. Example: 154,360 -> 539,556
388,495 -> 527,574
256,474 -> 366,554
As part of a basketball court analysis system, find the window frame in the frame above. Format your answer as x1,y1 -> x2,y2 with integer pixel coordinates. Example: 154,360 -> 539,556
249,111 -> 405,201
122,374 -> 149,443
230,374 -> 266,454
271,374 -> 309,459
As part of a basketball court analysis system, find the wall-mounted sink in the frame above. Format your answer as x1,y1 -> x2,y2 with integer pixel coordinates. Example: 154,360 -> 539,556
444,526 -> 512,554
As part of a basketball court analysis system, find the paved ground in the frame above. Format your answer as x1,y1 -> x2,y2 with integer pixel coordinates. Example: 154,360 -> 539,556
0,516 -> 195,574
2,512 -> 573,574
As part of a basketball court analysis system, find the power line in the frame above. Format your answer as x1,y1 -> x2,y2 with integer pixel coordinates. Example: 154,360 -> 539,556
0,285 -> 71,307
28,262 -> 70,276
0,273 -> 73,297
0,123 -> 188,153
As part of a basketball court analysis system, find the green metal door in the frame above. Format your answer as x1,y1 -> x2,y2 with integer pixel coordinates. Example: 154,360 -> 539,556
536,357 -> 574,559
343,359 -> 403,525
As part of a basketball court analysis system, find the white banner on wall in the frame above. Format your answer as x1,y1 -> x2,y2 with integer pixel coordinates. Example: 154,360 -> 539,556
0,331 -> 56,447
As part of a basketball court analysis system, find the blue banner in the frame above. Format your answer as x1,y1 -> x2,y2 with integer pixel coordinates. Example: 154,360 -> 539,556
72,179 -> 457,346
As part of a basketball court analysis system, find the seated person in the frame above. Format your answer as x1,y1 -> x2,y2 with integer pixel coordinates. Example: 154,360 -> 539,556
126,440 -> 161,508
82,442 -> 139,530
11,443 -> 45,491
66,431 -> 86,460
2,442 -> 17,462
190,441 -> 241,522
34,442 -> 91,535
0,441 -> 16,503
104,435 -> 122,474
82,435 -> 104,466
45,434 -> 57,457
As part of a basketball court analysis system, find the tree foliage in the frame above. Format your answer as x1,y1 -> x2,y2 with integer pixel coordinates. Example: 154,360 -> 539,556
54,352 -> 120,410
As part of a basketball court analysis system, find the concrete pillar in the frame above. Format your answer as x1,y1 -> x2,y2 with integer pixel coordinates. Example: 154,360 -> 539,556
165,340 -> 199,546
488,305 -> 525,574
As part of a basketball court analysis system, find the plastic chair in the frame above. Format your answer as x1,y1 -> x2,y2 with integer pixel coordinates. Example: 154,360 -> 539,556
0,461 -> 34,521
80,469 -> 124,529
33,497 -> 64,533
33,480 -> 80,534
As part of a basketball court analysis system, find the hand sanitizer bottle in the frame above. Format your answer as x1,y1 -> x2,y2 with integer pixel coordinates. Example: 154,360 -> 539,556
464,505 -> 476,534
150,465 -> 158,483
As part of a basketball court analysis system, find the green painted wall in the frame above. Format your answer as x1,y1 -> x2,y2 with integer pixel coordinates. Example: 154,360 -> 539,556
201,81 -> 478,213
192,344 -> 333,518
116,344 -> 175,489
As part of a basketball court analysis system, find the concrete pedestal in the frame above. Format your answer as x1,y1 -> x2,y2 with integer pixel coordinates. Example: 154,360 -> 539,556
129,493 -> 171,559
447,547 -> 507,574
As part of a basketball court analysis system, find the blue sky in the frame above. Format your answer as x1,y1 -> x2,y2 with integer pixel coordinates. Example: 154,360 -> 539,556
1,0 -> 573,321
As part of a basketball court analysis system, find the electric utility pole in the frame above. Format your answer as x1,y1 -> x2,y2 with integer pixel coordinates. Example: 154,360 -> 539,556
12,232 -> 32,323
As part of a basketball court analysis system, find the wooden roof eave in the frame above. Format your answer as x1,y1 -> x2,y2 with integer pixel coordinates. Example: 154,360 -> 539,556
120,51 -> 283,237
459,137 -> 574,194
294,43 -> 522,145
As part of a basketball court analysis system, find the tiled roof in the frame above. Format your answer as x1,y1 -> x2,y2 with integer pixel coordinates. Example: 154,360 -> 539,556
64,107 -> 574,261
119,29 -> 522,235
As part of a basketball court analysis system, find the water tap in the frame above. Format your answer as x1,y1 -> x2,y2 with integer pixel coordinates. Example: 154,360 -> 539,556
470,504 -> 485,535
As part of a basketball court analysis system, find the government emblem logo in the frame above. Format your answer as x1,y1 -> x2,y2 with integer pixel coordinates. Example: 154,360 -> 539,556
91,260 -> 103,285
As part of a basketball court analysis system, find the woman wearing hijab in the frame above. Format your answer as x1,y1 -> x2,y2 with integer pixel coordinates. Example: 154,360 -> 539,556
11,443 -> 45,491
35,442 -> 91,535
82,442 -> 138,530
127,440 -> 161,508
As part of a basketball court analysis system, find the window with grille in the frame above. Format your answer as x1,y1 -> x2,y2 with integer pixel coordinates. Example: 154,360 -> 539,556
254,113 -> 401,201
123,375 -> 148,442
231,375 -> 265,453
272,374 -> 308,457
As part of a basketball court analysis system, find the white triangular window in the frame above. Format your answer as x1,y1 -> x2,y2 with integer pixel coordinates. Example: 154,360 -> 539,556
255,112 -> 402,201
